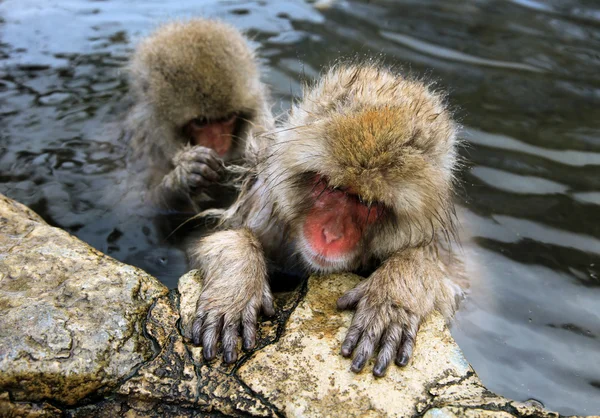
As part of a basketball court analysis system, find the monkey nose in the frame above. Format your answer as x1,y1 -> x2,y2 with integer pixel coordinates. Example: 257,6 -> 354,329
322,227 -> 343,244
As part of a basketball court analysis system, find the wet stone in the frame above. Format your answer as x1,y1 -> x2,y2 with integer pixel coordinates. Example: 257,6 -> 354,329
0,194 -> 579,417
0,193 -> 168,406
236,274 -> 565,418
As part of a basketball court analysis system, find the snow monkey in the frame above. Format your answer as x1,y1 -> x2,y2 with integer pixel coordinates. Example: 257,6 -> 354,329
125,18 -> 273,212
188,64 -> 465,376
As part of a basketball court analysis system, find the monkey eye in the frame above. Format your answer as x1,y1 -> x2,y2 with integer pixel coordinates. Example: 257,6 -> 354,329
191,117 -> 208,128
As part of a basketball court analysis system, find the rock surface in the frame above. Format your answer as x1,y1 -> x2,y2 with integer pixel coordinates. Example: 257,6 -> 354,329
0,194 -> 168,405
238,274 -> 469,417
0,194 -> 583,417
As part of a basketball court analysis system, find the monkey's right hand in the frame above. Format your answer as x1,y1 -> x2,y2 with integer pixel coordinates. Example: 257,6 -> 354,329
191,278 -> 275,364
162,145 -> 223,196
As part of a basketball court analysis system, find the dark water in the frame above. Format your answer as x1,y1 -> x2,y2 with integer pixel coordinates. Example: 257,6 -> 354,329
1,0 -> 599,415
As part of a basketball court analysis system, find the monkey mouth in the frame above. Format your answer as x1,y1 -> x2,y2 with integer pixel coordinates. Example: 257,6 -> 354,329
298,234 -> 357,273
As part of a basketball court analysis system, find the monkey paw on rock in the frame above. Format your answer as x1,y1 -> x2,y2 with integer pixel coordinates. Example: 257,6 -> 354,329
191,281 -> 275,364
163,145 -> 223,195
337,281 -> 421,377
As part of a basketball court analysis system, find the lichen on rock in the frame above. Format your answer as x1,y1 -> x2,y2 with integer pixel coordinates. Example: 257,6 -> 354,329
0,194 -> 578,418
0,194 -> 168,406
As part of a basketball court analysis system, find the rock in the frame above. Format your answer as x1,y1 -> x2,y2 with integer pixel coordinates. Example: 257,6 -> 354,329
0,194 -> 168,406
0,194 -> 581,417
0,392 -> 62,418
107,270 -> 303,417
178,269 -> 204,340
110,280 -> 280,417
237,274 -> 466,417
237,274 -> 564,418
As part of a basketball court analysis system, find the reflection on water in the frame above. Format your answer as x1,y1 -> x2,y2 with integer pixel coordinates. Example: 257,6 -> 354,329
0,0 -> 599,414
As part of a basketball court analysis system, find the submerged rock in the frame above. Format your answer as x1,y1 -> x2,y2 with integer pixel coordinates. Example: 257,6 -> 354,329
0,194 -> 576,417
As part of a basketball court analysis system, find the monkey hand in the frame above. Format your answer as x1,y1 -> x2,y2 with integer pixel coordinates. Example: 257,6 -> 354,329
162,145 -> 223,197
336,279 -> 423,377
191,278 -> 275,364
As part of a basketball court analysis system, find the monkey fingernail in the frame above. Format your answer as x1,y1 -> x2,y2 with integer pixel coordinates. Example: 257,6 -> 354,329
351,354 -> 367,373
223,350 -> 237,364
373,362 -> 388,377
336,298 -> 348,310
203,346 -> 216,361
341,342 -> 354,357
395,352 -> 410,367
188,174 -> 208,188
191,320 -> 203,346
336,293 -> 360,310
202,168 -> 220,182
242,335 -> 256,351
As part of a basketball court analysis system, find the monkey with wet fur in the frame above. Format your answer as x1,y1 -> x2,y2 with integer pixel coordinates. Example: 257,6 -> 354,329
124,19 -> 273,212
188,64 -> 466,376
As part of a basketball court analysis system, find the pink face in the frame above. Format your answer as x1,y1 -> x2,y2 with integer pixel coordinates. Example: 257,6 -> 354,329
185,115 -> 237,156
300,176 -> 383,271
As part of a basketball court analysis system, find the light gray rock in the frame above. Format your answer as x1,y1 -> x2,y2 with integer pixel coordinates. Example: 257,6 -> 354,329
0,193 -> 581,418
236,273 -> 561,418
0,194 -> 168,406
178,269 -> 204,340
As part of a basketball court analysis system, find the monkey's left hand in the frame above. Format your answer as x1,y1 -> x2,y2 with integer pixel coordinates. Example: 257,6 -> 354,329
336,278 -> 423,377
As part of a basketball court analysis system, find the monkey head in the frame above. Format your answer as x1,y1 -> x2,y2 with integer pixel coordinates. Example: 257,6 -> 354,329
264,65 -> 458,273
128,19 -> 265,159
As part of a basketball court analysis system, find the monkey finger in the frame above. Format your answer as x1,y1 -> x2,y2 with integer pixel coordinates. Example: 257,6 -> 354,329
221,320 -> 240,364
188,174 -> 213,190
191,315 -> 205,346
341,322 -> 364,357
395,320 -> 419,367
262,292 -> 275,317
373,323 -> 403,377
188,162 -> 220,182
201,314 -> 224,361
190,148 -> 222,172
241,303 -> 259,351
350,326 -> 383,373
336,284 -> 366,310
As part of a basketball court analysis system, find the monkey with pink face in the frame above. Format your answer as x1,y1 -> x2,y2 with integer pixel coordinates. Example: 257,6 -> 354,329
188,64 -> 465,377
124,19 -> 272,213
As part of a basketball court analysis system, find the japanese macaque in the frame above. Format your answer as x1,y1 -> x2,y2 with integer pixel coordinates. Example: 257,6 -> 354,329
188,64 -> 466,376
124,18 -> 272,212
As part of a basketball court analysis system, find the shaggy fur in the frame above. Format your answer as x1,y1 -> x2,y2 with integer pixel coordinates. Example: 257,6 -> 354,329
189,63 -> 466,376
124,18 -> 273,211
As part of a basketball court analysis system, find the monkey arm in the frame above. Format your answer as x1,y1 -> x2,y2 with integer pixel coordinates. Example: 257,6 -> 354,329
189,228 -> 275,363
336,246 -> 464,377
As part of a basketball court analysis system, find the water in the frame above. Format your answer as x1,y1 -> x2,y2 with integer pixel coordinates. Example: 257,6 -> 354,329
1,0 -> 599,415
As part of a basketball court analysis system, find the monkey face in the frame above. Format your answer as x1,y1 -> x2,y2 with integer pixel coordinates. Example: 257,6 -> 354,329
128,19 -> 263,158
183,114 -> 239,157
265,65 -> 458,271
289,174 -> 383,272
